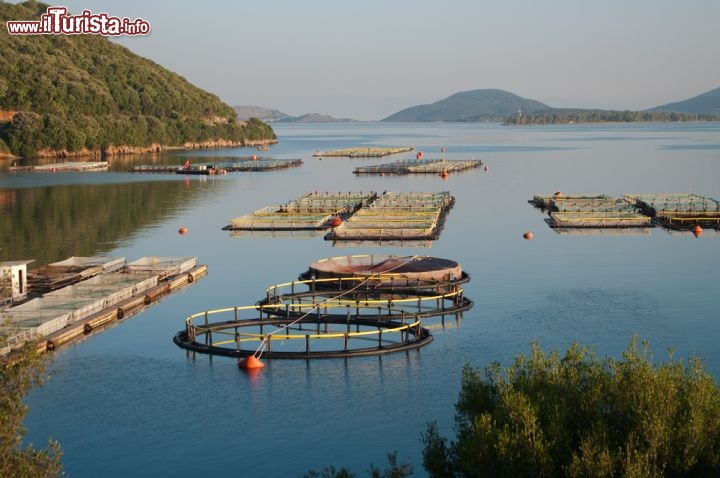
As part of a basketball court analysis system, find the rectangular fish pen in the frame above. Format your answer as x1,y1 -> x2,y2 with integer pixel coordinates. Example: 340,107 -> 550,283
549,211 -> 653,228
354,158 -> 482,175
530,194 -> 610,210
313,147 -> 414,158
326,191 -> 455,241
625,193 -> 720,229
224,191 -> 378,231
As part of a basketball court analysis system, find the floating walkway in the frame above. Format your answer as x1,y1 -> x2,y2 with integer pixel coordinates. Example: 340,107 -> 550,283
1,256 -> 206,355
129,158 -> 302,174
354,158 -> 482,175
313,147 -> 414,158
531,192 -> 720,231
173,255 -> 473,360
325,191 -> 455,241
10,161 -> 108,172
224,191 -> 377,231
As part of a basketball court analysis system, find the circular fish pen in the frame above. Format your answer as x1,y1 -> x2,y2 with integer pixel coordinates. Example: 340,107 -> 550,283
302,254 -> 463,283
173,303 -> 432,359
173,255 -> 472,360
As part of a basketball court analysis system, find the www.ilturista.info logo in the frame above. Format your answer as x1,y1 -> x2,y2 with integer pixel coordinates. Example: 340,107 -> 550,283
6,6 -> 150,36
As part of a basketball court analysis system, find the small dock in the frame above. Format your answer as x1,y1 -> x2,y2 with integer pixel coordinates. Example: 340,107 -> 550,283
354,158 -> 482,175
224,191 -> 377,231
9,161 -> 108,172
313,147 -> 414,158
325,191 -> 455,241
1,256 -> 206,355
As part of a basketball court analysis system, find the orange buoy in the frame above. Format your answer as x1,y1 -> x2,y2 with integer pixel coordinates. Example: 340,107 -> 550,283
178,227 -> 188,235
692,224 -> 703,237
239,355 -> 265,370
252,154 -> 257,160
440,169 -> 449,179
330,216 -> 342,227
523,231 -> 534,240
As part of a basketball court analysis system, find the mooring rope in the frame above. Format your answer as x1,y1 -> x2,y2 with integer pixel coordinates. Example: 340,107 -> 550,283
250,255 -> 422,358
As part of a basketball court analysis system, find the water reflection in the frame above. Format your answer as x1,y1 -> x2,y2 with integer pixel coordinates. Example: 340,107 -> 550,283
0,179 -> 220,265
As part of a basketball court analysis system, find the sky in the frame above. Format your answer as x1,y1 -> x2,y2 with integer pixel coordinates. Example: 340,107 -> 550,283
9,0 -> 720,120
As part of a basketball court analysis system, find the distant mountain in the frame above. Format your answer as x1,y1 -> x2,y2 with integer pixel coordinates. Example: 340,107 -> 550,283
646,87 -> 720,115
276,113 -> 358,123
382,89 -> 549,122
234,106 -> 290,122
234,106 -> 358,123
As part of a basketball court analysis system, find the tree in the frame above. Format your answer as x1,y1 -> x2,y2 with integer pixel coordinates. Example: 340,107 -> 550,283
422,338 -> 720,477
0,340 -> 63,478
304,452 -> 413,478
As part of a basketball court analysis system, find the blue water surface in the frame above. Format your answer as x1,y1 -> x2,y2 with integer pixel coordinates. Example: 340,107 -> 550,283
17,122 -> 720,477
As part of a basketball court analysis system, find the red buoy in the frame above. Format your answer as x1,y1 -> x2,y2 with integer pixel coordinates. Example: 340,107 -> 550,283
330,216 -> 342,227
554,191 -> 563,197
523,231 -> 534,240
692,224 -> 703,237
440,169 -> 449,179
252,155 -> 257,160
178,227 -> 188,235
416,151 -> 423,159
239,355 -> 265,370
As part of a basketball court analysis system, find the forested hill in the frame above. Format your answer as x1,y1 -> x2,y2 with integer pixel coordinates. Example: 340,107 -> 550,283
382,89 -> 549,122
646,87 -> 720,115
0,1 -> 275,158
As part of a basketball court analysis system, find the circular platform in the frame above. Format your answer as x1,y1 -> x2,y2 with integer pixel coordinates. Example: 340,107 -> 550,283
305,254 -> 462,283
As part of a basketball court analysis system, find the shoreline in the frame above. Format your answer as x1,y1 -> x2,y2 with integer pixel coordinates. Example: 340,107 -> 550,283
0,138 -> 278,162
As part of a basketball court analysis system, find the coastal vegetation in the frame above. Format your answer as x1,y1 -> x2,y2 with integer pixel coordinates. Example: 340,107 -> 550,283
0,2 -> 275,158
303,338 -> 720,477
0,341 -> 63,478
422,338 -> 720,477
504,109 -> 720,125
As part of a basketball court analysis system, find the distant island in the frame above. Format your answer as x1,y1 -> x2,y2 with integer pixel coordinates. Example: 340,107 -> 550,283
0,1 -> 275,159
242,87 -> 720,125
381,88 -> 720,124
234,106 -> 357,124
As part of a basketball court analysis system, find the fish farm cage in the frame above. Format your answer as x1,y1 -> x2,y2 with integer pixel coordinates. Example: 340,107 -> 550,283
531,192 -> 720,231
173,255 -> 473,360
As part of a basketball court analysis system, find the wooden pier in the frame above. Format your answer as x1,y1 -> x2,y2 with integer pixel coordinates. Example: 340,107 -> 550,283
224,191 -> 377,231
1,256 -> 207,355
354,158 -> 482,175
313,146 -> 414,158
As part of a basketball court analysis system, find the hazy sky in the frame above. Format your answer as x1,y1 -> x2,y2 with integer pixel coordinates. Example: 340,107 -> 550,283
12,0 -> 720,120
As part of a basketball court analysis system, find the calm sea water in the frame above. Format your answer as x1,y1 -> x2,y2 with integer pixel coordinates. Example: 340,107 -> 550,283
10,122 -> 720,477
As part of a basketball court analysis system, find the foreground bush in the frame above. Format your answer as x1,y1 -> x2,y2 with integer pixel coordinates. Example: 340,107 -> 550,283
422,338 -> 720,477
0,341 -> 62,478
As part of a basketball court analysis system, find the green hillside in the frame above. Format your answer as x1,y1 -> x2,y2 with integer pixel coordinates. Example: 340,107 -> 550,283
382,89 -> 549,122
647,86 -> 720,115
0,1 -> 275,158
